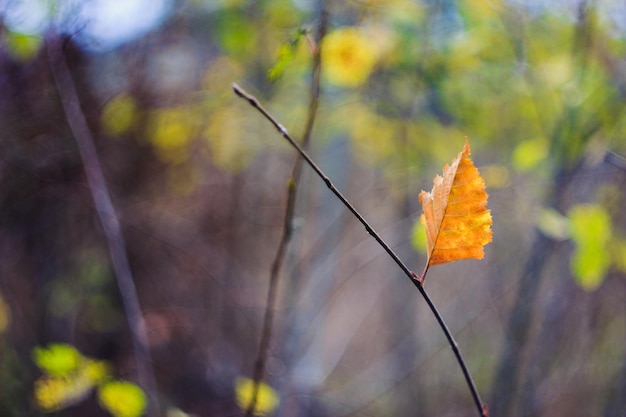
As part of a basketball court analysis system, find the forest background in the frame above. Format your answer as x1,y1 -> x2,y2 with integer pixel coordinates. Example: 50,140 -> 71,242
1,0 -> 626,416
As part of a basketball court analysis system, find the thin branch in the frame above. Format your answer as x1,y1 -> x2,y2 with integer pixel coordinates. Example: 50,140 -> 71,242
233,84 -> 488,417
245,8 -> 328,417
46,33 -> 159,415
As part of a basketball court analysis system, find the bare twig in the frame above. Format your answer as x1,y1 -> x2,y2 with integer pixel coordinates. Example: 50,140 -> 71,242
46,33 -> 159,415
233,84 -> 488,417
245,8 -> 328,417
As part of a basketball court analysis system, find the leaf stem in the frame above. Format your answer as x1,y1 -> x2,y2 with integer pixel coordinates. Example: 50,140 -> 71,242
232,84 -> 488,417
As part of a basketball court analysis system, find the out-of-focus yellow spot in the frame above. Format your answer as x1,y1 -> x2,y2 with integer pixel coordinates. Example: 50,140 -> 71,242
235,377 -> 279,416
3,31 -> 42,61
34,376 -> 70,412
148,108 -> 197,163
33,344 -> 81,377
512,137 -> 548,172
98,381 -> 147,417
0,292 -> 10,334
540,55 -> 574,88
411,219 -> 427,254
322,27 -> 378,87
34,359 -> 107,413
84,359 -> 111,384
571,245 -> 610,291
32,344 -> 112,413
568,204 -> 612,291
102,94 -> 137,136
481,164 -> 510,188
204,107 -> 253,173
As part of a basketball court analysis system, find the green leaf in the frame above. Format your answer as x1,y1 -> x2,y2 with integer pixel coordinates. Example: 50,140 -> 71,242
33,344 -> 82,377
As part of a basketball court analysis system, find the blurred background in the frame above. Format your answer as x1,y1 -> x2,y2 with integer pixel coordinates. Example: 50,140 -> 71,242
1,0 -> 626,416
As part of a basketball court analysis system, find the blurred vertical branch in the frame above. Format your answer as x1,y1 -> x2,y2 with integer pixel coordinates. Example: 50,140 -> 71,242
46,32 -> 159,415
245,6 -> 328,417
490,3 -> 603,416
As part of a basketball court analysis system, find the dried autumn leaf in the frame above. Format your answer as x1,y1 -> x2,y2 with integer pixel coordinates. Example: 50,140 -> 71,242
419,139 -> 492,273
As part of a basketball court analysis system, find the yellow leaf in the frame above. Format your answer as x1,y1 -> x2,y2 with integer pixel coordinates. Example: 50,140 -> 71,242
98,381 -> 147,417
235,377 -> 279,416
33,359 -> 109,413
321,27 -> 379,87
419,139 -> 492,273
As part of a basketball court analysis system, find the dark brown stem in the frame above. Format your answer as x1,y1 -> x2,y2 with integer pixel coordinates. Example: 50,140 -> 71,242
46,33 -> 159,415
245,8 -> 328,417
233,84 -> 487,417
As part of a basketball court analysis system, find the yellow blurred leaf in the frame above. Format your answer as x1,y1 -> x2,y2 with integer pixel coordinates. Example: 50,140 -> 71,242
418,139 -> 492,275
235,377 -> 279,416
571,246 -> 610,291
411,219 -> 428,254
33,343 -> 111,413
322,27 -> 378,87
98,381 -> 147,417
34,376 -> 77,412
512,137 -> 548,172
147,107 -> 197,163
568,204 -> 612,291
204,106 -> 254,173
102,94 -> 137,136
33,358 -> 109,412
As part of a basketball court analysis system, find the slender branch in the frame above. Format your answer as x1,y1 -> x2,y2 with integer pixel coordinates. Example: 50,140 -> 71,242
245,9 -> 328,417
46,33 -> 159,415
233,84 -> 488,417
